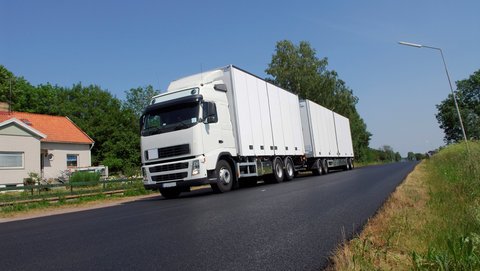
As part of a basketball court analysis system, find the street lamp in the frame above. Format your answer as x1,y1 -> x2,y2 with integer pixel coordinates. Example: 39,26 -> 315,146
398,41 -> 469,146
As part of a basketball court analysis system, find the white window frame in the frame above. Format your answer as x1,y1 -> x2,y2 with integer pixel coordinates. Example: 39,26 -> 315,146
0,151 -> 25,169
67,154 -> 79,168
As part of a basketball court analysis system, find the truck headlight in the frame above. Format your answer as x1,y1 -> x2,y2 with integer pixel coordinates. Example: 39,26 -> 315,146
192,160 -> 200,176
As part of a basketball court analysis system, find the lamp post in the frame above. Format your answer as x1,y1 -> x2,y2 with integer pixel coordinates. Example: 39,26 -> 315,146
398,41 -> 469,147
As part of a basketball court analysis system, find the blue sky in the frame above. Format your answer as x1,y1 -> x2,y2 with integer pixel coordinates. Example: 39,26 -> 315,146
1,0 -> 479,156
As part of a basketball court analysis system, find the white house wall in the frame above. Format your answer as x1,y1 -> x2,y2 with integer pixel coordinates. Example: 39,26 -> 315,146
0,134 -> 41,185
41,142 -> 92,180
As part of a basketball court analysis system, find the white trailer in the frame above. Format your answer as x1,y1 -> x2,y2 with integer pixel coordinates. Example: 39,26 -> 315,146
299,100 -> 354,175
140,65 -> 354,198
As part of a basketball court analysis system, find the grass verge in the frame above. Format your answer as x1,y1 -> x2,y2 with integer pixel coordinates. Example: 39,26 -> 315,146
329,141 -> 480,270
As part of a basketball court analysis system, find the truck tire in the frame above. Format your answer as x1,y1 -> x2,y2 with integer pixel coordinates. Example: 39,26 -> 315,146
348,158 -> 354,170
322,159 -> 329,174
211,159 -> 233,193
312,159 -> 323,176
284,157 -> 295,181
270,157 -> 285,183
159,187 -> 181,199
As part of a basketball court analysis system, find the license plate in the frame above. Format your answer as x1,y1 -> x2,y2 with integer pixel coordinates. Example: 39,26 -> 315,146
162,182 -> 176,188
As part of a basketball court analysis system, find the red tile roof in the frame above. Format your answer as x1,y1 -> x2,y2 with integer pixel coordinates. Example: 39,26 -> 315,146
0,112 -> 94,144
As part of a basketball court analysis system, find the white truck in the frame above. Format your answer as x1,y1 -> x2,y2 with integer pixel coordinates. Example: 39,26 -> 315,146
140,65 -> 354,198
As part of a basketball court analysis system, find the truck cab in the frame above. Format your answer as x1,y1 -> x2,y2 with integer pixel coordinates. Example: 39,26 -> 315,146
140,69 -> 236,198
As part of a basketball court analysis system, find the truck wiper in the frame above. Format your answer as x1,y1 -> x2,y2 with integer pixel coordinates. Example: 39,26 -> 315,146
174,120 -> 190,130
142,127 -> 162,136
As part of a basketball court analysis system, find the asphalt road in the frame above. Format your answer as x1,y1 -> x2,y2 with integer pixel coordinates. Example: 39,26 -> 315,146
0,162 -> 417,271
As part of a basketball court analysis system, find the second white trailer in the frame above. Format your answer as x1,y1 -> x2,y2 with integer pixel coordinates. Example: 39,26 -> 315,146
299,100 -> 354,174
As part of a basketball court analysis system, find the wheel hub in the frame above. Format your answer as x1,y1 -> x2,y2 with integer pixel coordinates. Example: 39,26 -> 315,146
276,163 -> 283,178
287,163 -> 293,176
219,168 -> 231,184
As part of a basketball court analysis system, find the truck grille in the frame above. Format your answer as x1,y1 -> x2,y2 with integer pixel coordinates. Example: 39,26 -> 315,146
146,144 -> 190,160
152,172 -> 188,183
149,162 -> 189,173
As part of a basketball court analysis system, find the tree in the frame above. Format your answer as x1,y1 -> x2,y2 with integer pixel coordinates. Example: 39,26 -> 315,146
0,65 -> 36,110
395,152 -> 402,162
415,153 -> 426,161
266,40 -> 371,161
436,69 -> 480,142
407,152 -> 416,161
0,65 -> 14,104
52,83 -> 140,172
124,85 -> 159,118
378,145 -> 396,162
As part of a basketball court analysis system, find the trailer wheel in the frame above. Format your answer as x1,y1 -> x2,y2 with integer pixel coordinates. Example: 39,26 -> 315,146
344,158 -> 350,171
159,187 -> 181,199
348,158 -> 354,170
322,159 -> 329,174
284,158 -> 295,181
312,159 -> 323,176
211,159 -> 233,193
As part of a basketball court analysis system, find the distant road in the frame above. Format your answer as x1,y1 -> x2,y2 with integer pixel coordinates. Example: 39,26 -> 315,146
0,162 -> 417,271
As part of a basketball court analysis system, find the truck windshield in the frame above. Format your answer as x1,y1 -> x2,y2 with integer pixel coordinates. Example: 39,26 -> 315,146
141,102 -> 200,136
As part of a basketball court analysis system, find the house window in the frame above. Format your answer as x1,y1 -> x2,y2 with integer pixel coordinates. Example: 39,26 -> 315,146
67,154 -> 78,167
0,152 -> 24,169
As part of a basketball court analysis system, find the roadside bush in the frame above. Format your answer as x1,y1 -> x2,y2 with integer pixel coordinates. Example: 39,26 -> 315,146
23,172 -> 41,186
69,171 -> 101,186
102,157 -> 123,173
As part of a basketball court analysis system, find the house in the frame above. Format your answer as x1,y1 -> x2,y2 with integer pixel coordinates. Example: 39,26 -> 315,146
0,106 -> 94,186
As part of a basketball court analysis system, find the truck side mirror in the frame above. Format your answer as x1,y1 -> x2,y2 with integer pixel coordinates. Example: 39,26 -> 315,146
203,102 -> 218,124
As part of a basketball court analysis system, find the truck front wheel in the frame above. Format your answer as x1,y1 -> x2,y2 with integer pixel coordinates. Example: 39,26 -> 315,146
211,160 -> 233,193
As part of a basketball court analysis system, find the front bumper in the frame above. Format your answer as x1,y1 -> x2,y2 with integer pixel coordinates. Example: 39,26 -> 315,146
142,155 -> 208,190
144,178 -> 209,191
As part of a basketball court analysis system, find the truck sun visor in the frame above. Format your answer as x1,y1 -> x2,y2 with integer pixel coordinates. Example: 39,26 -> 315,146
144,94 -> 203,115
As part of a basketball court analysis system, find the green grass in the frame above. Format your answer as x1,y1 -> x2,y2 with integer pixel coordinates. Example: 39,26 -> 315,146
330,141 -> 480,270
412,142 -> 480,270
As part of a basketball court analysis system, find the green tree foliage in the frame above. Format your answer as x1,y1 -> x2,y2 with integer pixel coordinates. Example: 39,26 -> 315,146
0,65 -> 140,174
0,65 -> 36,110
395,152 -> 402,162
436,69 -> 480,143
414,153 -> 426,161
361,146 -> 403,163
406,151 -> 426,161
124,85 -> 159,118
378,145 -> 396,162
0,65 -> 14,103
266,40 -> 371,161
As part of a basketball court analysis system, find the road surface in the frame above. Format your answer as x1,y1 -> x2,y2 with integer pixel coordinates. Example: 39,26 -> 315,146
0,162 -> 417,270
